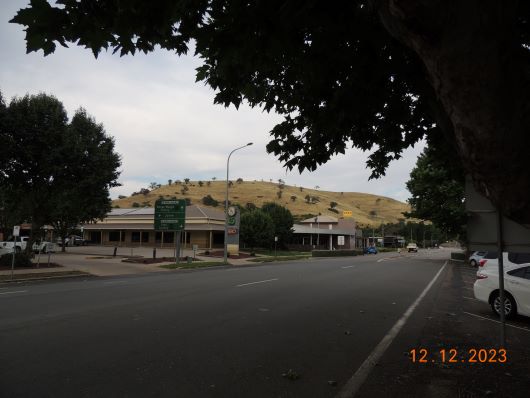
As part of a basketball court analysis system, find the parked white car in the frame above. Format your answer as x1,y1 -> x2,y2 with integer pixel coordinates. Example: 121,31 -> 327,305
468,250 -> 487,267
476,252 -> 530,272
0,236 -> 29,254
474,263 -> 530,319
32,240 -> 56,254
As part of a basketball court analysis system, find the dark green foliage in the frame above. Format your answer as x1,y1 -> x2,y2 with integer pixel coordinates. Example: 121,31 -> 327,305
328,208 -> 339,214
329,201 -> 337,209
202,195 -> 218,207
132,202 -> 140,208
118,195 -> 126,199
240,209 -> 274,250
9,1 -> 435,180
0,253 -> 33,268
405,145 -> 466,239
261,202 -> 294,249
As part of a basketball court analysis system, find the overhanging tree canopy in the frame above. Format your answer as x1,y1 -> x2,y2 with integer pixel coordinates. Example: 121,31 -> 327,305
11,0 -> 530,223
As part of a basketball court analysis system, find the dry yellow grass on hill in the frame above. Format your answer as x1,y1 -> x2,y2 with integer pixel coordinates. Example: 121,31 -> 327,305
112,180 -> 410,227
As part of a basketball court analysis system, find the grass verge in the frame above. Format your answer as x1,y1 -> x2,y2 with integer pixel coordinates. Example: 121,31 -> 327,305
0,270 -> 91,282
160,261 -> 226,270
247,255 -> 311,263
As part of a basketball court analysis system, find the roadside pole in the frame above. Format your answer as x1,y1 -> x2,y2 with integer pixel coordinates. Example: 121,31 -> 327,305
10,235 -> 15,280
497,210 -> 506,347
176,231 -> 181,265
11,225 -> 20,280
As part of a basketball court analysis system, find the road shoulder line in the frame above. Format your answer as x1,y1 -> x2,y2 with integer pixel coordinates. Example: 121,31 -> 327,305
336,261 -> 447,398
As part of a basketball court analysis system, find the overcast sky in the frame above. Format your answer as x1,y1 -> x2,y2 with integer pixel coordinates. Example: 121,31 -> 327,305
0,0 -> 425,203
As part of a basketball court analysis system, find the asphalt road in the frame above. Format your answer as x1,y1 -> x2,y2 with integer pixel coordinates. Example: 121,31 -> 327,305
0,250 -> 448,397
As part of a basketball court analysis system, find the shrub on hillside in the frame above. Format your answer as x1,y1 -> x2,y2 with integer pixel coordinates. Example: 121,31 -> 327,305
202,195 -> 219,207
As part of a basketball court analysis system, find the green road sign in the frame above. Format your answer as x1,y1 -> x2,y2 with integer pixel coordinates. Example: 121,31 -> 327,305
154,199 -> 186,231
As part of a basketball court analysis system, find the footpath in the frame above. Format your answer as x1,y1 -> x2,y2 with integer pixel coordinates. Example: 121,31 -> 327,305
0,245 -> 261,282
354,260 -> 530,398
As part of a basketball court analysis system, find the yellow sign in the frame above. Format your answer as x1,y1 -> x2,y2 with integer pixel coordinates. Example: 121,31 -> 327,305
343,210 -> 353,217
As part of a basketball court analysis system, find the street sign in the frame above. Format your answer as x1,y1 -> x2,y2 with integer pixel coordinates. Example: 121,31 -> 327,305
154,199 -> 186,231
13,226 -> 20,237
343,210 -> 353,218
338,236 -> 345,246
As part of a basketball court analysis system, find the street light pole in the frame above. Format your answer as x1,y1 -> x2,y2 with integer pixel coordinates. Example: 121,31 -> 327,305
223,142 -> 253,264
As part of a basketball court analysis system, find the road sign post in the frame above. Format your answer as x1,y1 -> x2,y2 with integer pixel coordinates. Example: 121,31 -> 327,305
155,199 -> 186,264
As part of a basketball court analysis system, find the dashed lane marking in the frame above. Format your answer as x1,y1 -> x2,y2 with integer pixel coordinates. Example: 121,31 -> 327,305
236,278 -> 278,287
0,290 -> 28,296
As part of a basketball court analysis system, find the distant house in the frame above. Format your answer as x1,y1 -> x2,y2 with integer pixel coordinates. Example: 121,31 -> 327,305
289,215 -> 359,250
82,206 -> 225,249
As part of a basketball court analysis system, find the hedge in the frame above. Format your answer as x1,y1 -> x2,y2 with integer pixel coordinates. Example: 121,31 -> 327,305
0,253 -> 33,268
450,252 -> 466,261
312,250 -> 363,257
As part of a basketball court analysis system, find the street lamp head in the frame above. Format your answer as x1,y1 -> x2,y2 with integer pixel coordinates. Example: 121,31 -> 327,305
247,142 -> 253,146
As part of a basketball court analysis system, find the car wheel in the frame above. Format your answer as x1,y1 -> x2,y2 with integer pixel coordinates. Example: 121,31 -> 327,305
491,292 -> 517,320
470,259 -> 477,267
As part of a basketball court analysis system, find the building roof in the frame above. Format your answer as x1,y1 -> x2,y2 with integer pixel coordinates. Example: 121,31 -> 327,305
107,205 -> 225,220
292,224 -> 355,236
300,215 -> 339,224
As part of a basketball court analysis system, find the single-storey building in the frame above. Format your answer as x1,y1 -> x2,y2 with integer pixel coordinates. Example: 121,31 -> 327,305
83,206 -> 226,249
288,215 -> 360,250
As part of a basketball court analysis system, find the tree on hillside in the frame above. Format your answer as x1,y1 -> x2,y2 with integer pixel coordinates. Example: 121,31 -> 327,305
240,209 -> 274,252
12,2 -> 530,224
0,93 -> 120,252
198,180 -> 204,187
168,179 -> 172,186
330,201 -> 338,210
148,182 -> 159,190
405,145 -> 466,239
290,195 -> 297,202
236,178 -> 243,184
261,202 -> 294,249
184,178 -> 190,185
212,177 -> 216,182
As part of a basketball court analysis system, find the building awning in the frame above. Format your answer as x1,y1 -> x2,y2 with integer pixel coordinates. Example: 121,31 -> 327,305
84,223 -> 225,231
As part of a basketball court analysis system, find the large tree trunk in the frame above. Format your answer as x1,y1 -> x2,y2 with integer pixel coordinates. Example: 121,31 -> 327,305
378,0 -> 530,224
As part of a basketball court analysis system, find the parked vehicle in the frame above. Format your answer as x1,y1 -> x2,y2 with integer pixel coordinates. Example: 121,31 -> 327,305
364,246 -> 378,255
474,263 -> 530,319
57,235 -> 85,247
406,243 -> 418,253
0,236 -> 29,254
32,240 -> 56,254
476,252 -> 530,272
469,251 -> 487,267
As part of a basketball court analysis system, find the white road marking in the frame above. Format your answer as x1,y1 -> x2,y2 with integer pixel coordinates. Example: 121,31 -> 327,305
236,278 -> 278,287
341,265 -> 355,269
0,290 -> 28,295
463,311 -> 530,333
336,261 -> 447,398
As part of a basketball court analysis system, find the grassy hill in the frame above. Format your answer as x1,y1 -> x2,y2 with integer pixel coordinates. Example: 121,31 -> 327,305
112,180 -> 410,227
